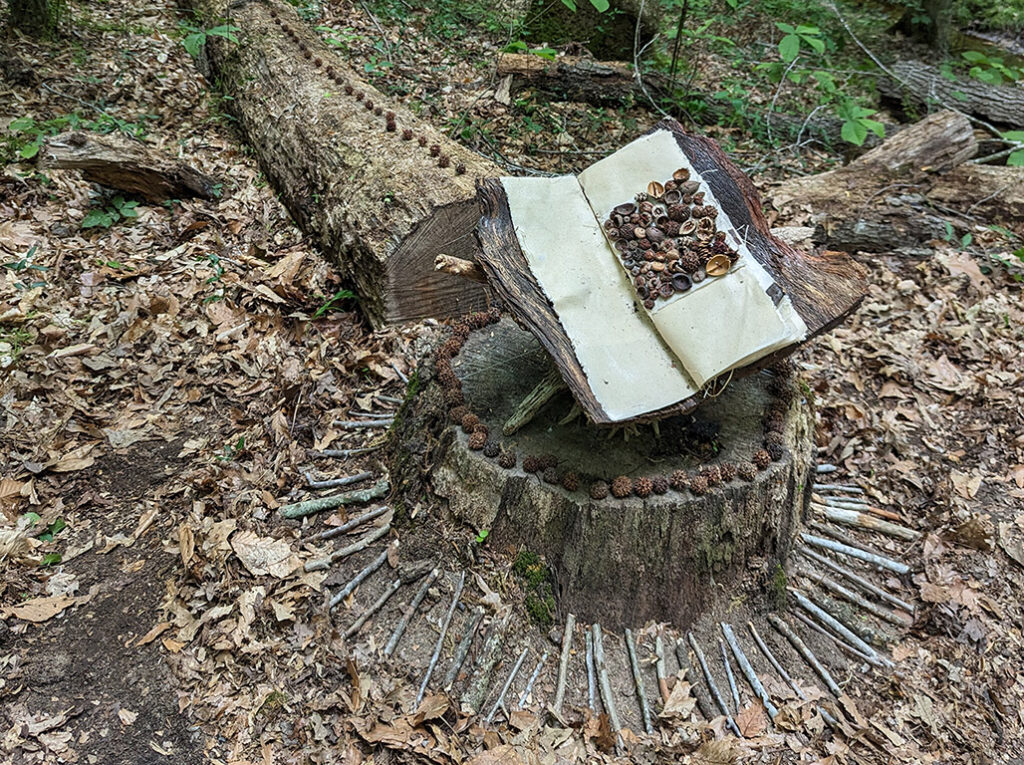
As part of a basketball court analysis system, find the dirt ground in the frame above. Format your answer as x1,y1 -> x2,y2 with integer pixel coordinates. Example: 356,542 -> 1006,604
2,0 -> 1024,763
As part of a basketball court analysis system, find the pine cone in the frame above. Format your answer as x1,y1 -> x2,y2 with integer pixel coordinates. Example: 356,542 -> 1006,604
719,462 -> 738,483
468,431 -> 487,450
753,449 -> 772,470
765,431 -> 785,448
543,466 -> 560,485
634,476 -> 653,498
498,449 -> 517,469
438,338 -> 462,359
767,442 -> 785,462
611,475 -> 633,499
539,454 -> 558,470
590,480 -> 609,500
444,388 -> 465,406
449,405 -> 469,423
460,413 -> 479,434
737,462 -> 757,481
483,441 -> 500,458
670,469 -> 690,492
561,472 -> 580,492
689,475 -> 709,495
652,476 -> 669,495
522,456 -> 541,474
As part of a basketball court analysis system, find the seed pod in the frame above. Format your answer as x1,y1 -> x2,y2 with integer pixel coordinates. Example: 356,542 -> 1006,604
460,413 -> 480,433
614,202 -> 637,216
523,456 -> 541,474
688,475 -> 709,495
671,274 -> 692,292
418,136 -> 427,146
637,239 -> 651,251
647,181 -> 665,198
651,476 -> 669,495
639,200 -> 654,214
438,155 -> 450,168
543,466 -> 560,485
483,441 -> 500,458
634,476 -> 653,498
692,268 -> 706,283
673,167 -> 691,182
719,462 -> 738,482
611,476 -> 633,499
449,405 -> 469,423
643,298 -> 655,310
737,462 -> 757,481
633,226 -> 646,239
699,464 -> 722,486
669,470 -> 689,492
344,84 -> 353,95
590,480 -> 610,500
664,180 -> 678,191
355,91 -> 364,101
753,449 -> 772,470
498,449 -> 517,469
664,220 -> 681,237
314,57 -> 322,66
697,218 -> 716,237
667,204 -> 690,223
705,255 -> 731,277
561,472 -> 580,492
658,283 -> 674,298
679,252 -> 700,273
662,189 -> 682,205
429,144 -> 441,157
385,121 -> 396,132
646,227 -> 665,244
374,106 -> 383,116
679,180 -> 700,194
468,431 -> 487,450
402,128 -> 413,140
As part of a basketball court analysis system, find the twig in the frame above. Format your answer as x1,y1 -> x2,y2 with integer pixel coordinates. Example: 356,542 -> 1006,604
311,444 -> 383,459
808,521 -> 893,561
816,463 -> 838,474
384,568 -> 439,657
971,144 -> 1024,165
356,0 -> 394,63
632,0 -> 670,121
767,614 -> 842,697
486,647 -> 529,723
279,475 -> 390,519
721,624 -> 778,720
719,637 -> 741,714
443,607 -> 483,691
377,395 -> 403,405
674,640 -> 716,722
329,550 -> 388,610
790,589 -> 892,667
625,629 -> 654,734
767,56 -> 800,147
687,632 -> 741,736
316,505 -> 390,541
332,419 -> 394,429
417,571 -> 466,705
390,361 -> 409,384
461,611 -> 512,711
552,613 -> 575,715
585,629 -> 597,713
800,533 -> 910,574
791,610 -> 880,667
747,622 -> 839,727
797,547 -> 914,613
344,578 -> 401,638
517,652 -> 548,708
654,635 -> 670,703
796,563 -> 911,627
348,410 -> 395,420
592,625 -> 624,750
305,523 -> 391,572
305,470 -> 375,490
813,483 -> 864,494
819,506 -> 920,541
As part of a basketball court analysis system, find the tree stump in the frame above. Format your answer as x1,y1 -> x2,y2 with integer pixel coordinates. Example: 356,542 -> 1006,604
392,317 -> 815,630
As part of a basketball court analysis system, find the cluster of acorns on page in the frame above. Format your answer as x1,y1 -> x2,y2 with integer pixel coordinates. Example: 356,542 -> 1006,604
602,168 -> 740,310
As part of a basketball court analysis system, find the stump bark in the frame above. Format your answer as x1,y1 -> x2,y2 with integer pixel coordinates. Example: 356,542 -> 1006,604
392,319 -> 815,630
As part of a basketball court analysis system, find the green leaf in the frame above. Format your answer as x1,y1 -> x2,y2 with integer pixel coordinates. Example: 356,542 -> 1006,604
775,22 -> 795,34
588,0 -> 610,11
961,51 -> 987,63
795,24 -> 820,34
23,512 -> 41,525
9,116 -> 36,132
81,209 -> 114,229
1000,130 -> 1024,142
1007,149 -> 1024,167
961,233 -> 973,247
943,221 -> 954,241
861,118 -> 886,139
778,34 -> 800,63
40,552 -> 62,566
559,0 -> 577,10
841,120 -> 867,146
19,140 -> 41,159
206,24 -> 241,43
812,70 -> 835,92
801,35 -> 825,54
183,31 -> 206,58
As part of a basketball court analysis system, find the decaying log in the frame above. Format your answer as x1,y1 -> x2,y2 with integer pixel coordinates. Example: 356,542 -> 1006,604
188,0 -> 495,326
496,53 -> 653,106
41,131 -> 218,203
770,110 -> 979,251
927,164 -> 1024,223
882,60 -> 1024,127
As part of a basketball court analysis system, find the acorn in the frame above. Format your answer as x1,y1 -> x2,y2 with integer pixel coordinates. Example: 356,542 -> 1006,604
543,466 -> 560,485
562,472 -> 580,492
590,480 -> 609,500
611,475 -> 633,499
523,456 -> 541,474
719,462 -> 738,482
753,449 -> 772,470
737,462 -> 757,481
460,413 -> 480,433
689,475 -> 709,495
449,405 -> 469,423
700,464 -> 722,486
651,476 -> 669,495
670,469 -> 689,492
498,449 -> 517,469
483,441 -> 500,458
468,431 -> 487,450
633,476 -> 653,498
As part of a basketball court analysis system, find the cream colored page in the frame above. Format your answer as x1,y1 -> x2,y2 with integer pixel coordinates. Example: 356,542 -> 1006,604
501,175 -> 697,421
577,129 -> 807,385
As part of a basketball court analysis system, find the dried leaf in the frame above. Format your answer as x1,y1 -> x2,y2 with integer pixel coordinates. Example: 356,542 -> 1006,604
736,702 -> 767,738
230,530 -> 299,578
4,595 -> 76,622
659,676 -> 696,720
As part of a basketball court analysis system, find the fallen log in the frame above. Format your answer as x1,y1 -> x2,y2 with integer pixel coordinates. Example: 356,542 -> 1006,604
882,60 -> 1024,127
188,0 -> 496,326
927,164 -> 1024,223
769,110 -> 978,251
40,131 -> 218,203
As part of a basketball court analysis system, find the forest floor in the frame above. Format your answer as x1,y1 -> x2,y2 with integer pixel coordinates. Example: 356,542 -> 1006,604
2,0 -> 1024,764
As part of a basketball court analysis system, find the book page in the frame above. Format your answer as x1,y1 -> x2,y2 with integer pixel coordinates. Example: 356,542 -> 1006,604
578,129 -> 807,387
501,175 -> 698,421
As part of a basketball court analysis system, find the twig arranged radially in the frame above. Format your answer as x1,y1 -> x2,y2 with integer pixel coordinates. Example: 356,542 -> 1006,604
279,475 -> 390,519
486,647 -> 529,723
675,639 -> 716,722
800,533 -> 910,574
344,578 -> 401,638
655,634 -> 670,703
462,611 -> 511,711
329,549 -> 388,610
444,608 -> 483,691
768,614 -> 842,696
719,637 -> 741,714
592,625 -> 622,732
552,613 -> 575,715
687,632 -> 741,737
791,610 -> 879,667
798,547 -> 914,612
517,651 -> 548,708
790,589 -> 893,667
747,622 -> 839,727
316,505 -> 390,540
417,571 -> 466,706
305,470 -> 375,490
813,483 -> 864,494
796,563 -> 912,627
384,567 -> 439,657
818,506 -> 920,541
305,522 -> 391,572
809,520 -> 891,559
585,629 -> 597,713
332,419 -> 394,429
311,445 -> 382,459
625,629 -> 654,734
721,623 -> 779,720
816,463 -> 838,473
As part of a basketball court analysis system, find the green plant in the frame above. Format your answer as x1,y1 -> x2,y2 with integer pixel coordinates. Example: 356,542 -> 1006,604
2,245 -> 48,290
503,41 -> 557,60
775,22 -> 825,62
474,528 -> 490,544
4,113 -> 155,164
179,22 -> 241,58
960,50 -> 1023,85
836,98 -> 885,146
311,289 -> 356,319
201,253 -> 225,303
216,436 -> 246,462
558,0 -> 609,13
81,196 -> 139,229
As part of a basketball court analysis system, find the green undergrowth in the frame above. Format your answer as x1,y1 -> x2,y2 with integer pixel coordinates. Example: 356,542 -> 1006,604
513,550 -> 557,626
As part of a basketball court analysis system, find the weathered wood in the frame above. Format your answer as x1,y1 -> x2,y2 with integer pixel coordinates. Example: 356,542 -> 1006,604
188,0 -> 494,326
392,318 -> 815,630
41,131 -> 218,203
882,60 -> 1024,127
496,53 -> 650,105
927,164 -> 1024,222
476,119 -> 866,425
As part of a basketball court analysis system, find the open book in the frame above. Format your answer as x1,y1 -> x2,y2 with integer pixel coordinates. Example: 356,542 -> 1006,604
475,120 -> 864,425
